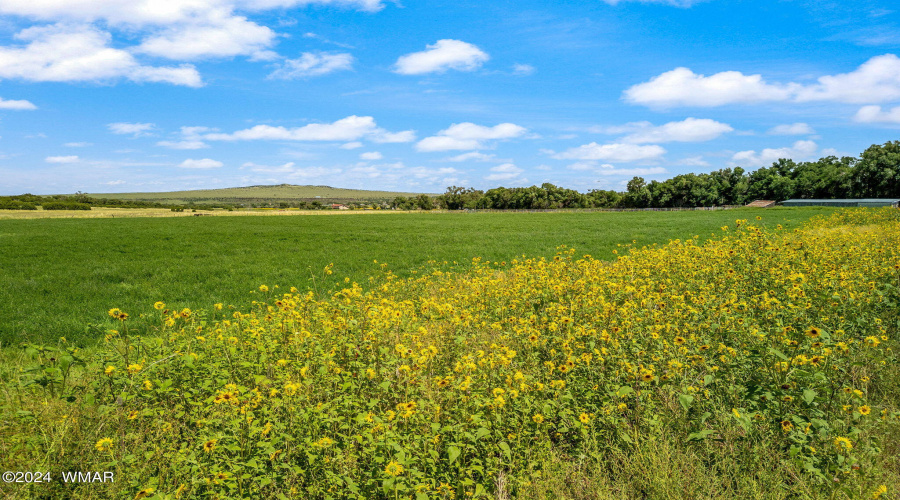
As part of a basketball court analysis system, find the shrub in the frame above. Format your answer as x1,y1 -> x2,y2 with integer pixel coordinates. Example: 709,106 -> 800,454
41,202 -> 91,211
0,200 -> 37,210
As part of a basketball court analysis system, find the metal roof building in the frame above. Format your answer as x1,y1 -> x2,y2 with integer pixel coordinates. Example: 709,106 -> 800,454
781,198 -> 900,208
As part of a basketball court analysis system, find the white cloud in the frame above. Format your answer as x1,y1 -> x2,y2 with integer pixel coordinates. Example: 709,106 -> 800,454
0,97 -> 36,109
677,156 -> 710,167
157,126 -> 213,149
732,140 -> 818,166
768,123 -> 815,135
512,63 -> 535,75
136,15 -> 276,60
369,129 -> 416,143
0,0 -> 386,82
416,122 -> 527,152
624,67 -> 795,108
108,122 -> 155,136
483,162 -> 523,181
439,122 -> 527,140
359,151 -> 383,160
46,155 -> 79,163
179,158 -> 223,169
268,52 -> 353,79
106,179 -> 126,185
553,142 -> 666,162
620,118 -> 733,143
0,0 -> 386,26
853,105 -> 900,124
64,141 -> 91,147
394,39 -> 489,75
795,54 -> 900,104
0,24 -> 202,87
625,54 -> 900,108
157,140 -> 209,149
340,141 -> 363,149
204,115 -> 412,143
445,151 -> 501,162
407,166 -> 461,179
180,125 -> 214,136
415,136 -> 482,152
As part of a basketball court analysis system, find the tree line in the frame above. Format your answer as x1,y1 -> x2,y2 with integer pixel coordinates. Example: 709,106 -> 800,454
387,139 -> 899,210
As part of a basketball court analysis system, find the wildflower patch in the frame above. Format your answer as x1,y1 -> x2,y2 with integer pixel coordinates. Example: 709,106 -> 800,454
4,208 -> 900,499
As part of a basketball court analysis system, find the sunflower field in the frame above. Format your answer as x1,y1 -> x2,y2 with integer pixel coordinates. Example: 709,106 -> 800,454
3,208 -> 900,499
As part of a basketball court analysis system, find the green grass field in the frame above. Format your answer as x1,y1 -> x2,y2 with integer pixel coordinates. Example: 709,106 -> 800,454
0,207 -> 835,346
83,184 -> 429,205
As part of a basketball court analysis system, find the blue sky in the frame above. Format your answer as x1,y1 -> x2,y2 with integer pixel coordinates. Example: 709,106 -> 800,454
1,0 -> 899,195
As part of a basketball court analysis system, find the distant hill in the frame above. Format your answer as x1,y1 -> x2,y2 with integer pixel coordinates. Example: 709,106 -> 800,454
85,184 -> 432,205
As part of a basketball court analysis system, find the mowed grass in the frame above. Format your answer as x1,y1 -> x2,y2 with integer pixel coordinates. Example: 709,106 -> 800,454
0,207 -> 835,346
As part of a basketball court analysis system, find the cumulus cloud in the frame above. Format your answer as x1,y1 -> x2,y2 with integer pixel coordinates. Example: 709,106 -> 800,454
483,163 -> 524,181
136,15 -> 277,60
0,97 -> 36,109
340,141 -> 363,149
179,158 -> 223,169
552,142 -> 666,162
0,24 -> 202,87
416,122 -> 527,152
624,54 -> 900,108
624,67 -> 795,108
0,0 -> 387,26
268,52 -> 354,79
794,54 -> 900,104
394,39 -> 489,75
445,151 -> 502,162
768,123 -> 816,135
854,105 -> 900,124
108,122 -> 155,136
732,140 -> 818,166
0,0 -> 387,84
415,136 -> 481,152
619,118 -> 733,143
359,151 -> 383,160
45,155 -> 79,163
204,115 -> 414,143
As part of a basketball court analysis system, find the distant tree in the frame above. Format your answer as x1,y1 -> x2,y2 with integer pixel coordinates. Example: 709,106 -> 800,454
853,141 -> 900,198
623,177 -> 652,208
438,186 -> 483,210
415,194 -> 435,210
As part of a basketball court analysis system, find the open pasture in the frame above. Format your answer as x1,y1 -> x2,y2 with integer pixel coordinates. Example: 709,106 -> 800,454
0,208 -> 833,346
1,208 -> 898,500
